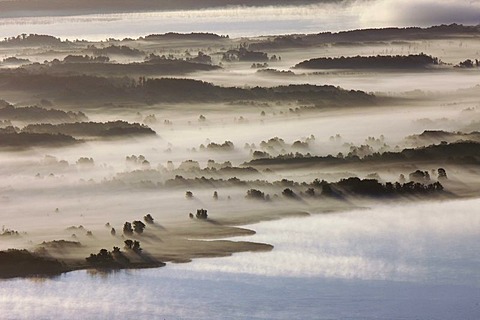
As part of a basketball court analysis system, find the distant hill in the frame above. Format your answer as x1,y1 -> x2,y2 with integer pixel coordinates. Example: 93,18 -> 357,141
0,102 -> 87,123
22,121 -> 156,137
0,34 -> 67,47
32,60 -> 221,76
142,32 -> 229,41
0,130 -> 78,148
294,54 -> 440,70
249,24 -> 480,50
0,72 -> 375,105
246,141 -> 480,167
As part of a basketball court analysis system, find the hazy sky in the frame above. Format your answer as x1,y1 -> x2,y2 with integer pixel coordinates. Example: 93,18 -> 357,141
0,0 -> 479,28
0,0 -> 478,40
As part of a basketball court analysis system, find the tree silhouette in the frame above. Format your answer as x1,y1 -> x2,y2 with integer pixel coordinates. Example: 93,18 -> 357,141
133,220 -> 146,234
144,214 -> 154,224
124,239 -> 133,250
132,240 -> 142,252
123,222 -> 133,236
438,168 -> 447,180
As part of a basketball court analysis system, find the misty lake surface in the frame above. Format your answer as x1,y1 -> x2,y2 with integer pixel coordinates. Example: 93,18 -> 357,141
1,199 -> 479,319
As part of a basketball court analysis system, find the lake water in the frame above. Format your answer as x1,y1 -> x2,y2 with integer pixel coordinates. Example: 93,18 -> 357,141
1,199 -> 479,319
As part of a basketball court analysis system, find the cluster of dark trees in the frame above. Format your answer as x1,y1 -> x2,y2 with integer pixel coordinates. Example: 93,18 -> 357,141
40,56 -> 220,76
246,188 -> 267,200
404,130 -> 480,146
0,102 -> 87,123
123,220 -> 146,235
22,120 -> 156,137
86,245 -> 137,268
0,249 -> 67,278
222,47 -> 269,62
256,68 -> 295,76
124,240 -> 142,252
88,45 -> 145,57
0,130 -> 78,148
39,240 -> 82,251
200,141 -> 235,152
294,54 -> 440,70
0,72 -> 375,105
333,177 -> 444,197
142,32 -> 228,42
455,59 -> 480,68
2,57 -> 30,65
0,228 -> 20,237
0,34 -> 65,47
195,209 -> 208,220
186,52 -> 212,65
243,175 -> 445,201
248,24 -> 480,50
248,141 -> 480,166
86,248 -> 123,268
63,55 -> 110,64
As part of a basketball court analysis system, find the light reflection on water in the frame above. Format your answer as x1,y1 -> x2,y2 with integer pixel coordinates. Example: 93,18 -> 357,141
1,199 -> 479,319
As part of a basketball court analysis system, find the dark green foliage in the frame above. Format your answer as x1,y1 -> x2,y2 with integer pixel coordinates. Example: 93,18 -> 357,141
0,249 -> 67,278
222,47 -> 269,62
63,55 -> 109,63
0,72 -> 374,105
282,188 -> 297,198
196,209 -> 208,220
294,54 -> 439,70
124,239 -> 133,250
90,45 -> 144,57
438,168 -> 447,180
144,214 -> 154,224
0,131 -> 78,148
305,188 -> 315,197
132,241 -> 142,252
86,247 -> 132,268
455,59 -> 478,68
0,228 -> 20,237
409,170 -> 430,183
86,249 -> 118,268
46,58 -> 220,76
133,220 -> 146,234
143,32 -> 227,41
23,121 -> 156,138
246,189 -> 265,200
247,142 -> 480,166
123,222 -> 133,236
334,177 -> 443,196
0,102 -> 87,122
2,56 -> 30,64
203,141 -> 234,151
0,34 -> 64,47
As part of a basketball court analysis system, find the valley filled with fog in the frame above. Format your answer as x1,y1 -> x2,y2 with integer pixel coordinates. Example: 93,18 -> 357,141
0,10 -> 479,319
